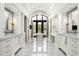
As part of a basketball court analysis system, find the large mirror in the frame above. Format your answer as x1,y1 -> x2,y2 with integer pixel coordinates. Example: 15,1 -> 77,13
67,7 -> 78,33
5,8 -> 14,33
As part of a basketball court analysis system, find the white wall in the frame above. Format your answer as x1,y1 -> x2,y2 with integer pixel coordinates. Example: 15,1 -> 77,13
77,4 -> 79,35
0,3 -> 30,39
0,4 -> 5,37
50,3 -> 79,35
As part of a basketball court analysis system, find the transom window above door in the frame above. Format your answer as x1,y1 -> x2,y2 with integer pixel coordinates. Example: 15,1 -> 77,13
32,15 -> 47,20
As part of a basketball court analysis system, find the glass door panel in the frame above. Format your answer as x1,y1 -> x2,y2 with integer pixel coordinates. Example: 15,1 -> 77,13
38,22 -> 42,33
32,21 -> 47,37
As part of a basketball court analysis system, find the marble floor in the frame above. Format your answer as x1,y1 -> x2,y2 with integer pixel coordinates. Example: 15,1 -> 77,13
16,34 -> 66,56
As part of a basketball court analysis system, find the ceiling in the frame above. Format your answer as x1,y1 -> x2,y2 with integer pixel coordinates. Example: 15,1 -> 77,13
23,3 -> 70,17
24,3 -> 55,15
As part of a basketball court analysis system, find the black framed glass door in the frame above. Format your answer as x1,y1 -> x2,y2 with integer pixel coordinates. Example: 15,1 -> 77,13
33,20 -> 47,37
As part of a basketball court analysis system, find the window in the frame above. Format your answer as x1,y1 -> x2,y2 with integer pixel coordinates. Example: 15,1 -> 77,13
43,16 -> 47,20
32,16 -> 36,20
32,15 -> 47,21
38,15 -> 42,20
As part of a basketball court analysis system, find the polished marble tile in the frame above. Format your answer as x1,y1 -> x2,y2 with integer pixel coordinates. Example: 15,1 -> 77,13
16,34 -> 65,56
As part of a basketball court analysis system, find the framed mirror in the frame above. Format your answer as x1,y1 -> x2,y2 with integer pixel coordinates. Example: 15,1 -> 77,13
5,8 -> 14,33
67,7 -> 78,33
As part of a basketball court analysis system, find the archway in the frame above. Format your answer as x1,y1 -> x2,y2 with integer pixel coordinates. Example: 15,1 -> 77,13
31,15 -> 48,37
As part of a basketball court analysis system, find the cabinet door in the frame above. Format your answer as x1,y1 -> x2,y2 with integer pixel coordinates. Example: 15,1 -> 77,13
55,35 -> 59,47
0,40 -> 9,55
68,38 -> 79,56
67,38 -> 72,48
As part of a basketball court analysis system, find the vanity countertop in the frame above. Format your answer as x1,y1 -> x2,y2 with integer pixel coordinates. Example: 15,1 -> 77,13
0,33 -> 23,41
66,33 -> 79,40
51,32 -> 79,40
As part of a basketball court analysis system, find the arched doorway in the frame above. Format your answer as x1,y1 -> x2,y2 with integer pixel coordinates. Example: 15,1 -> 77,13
31,15 -> 48,37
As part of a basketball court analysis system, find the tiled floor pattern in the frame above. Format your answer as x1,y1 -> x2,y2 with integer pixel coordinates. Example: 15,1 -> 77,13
16,34 -> 65,56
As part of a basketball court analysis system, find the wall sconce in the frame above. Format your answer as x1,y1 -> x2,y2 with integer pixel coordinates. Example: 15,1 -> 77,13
64,17 -> 68,25
11,19 -> 16,33
65,20 -> 67,25
11,20 -> 15,27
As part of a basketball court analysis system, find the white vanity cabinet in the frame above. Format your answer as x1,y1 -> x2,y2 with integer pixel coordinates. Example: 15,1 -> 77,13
52,33 -> 79,56
54,35 -> 60,48
0,39 -> 14,55
0,40 -> 9,55
57,34 -> 79,56
67,37 -> 79,56
0,33 -> 25,56
11,36 -> 21,55
55,34 -> 66,48
19,34 -> 25,47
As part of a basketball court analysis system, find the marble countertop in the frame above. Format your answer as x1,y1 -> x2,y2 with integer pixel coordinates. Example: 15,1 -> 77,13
51,32 -> 79,40
65,33 -> 79,40
0,33 -> 23,41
